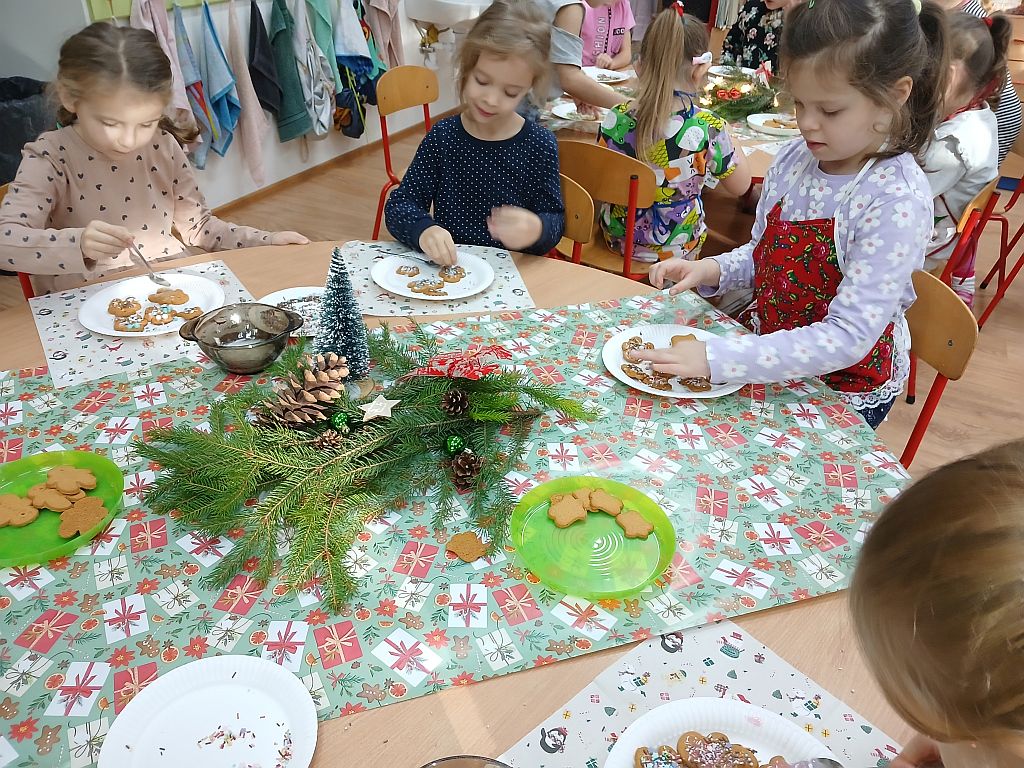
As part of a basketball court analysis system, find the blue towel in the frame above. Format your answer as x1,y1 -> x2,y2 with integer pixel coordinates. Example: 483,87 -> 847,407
174,4 -> 218,169
199,1 -> 240,157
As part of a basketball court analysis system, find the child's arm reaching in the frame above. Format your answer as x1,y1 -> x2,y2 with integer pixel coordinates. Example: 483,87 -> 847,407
488,130 -> 565,254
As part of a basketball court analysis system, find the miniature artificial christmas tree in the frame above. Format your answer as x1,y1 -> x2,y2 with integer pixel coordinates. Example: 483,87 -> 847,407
316,247 -> 370,380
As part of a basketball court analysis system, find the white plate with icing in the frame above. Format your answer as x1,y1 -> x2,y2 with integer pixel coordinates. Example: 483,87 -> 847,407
747,113 -> 800,137
602,324 -> 745,399
99,654 -> 317,768
583,66 -> 630,84
604,698 -> 835,768
551,102 -> 607,122
259,286 -> 325,337
79,271 -> 224,337
370,252 -> 495,301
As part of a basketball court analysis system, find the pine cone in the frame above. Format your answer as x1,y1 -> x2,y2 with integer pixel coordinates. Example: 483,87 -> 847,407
311,429 -> 346,450
450,449 -> 483,487
440,389 -> 470,417
256,353 -> 350,428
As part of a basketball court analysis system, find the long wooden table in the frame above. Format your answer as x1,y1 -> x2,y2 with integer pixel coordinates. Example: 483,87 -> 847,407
0,243 -> 912,766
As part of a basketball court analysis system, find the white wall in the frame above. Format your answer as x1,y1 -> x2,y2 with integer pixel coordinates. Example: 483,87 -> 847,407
0,0 -> 461,209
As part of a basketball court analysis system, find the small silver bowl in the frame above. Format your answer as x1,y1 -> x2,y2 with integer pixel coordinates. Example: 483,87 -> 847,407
419,758 -> 512,768
179,302 -> 304,374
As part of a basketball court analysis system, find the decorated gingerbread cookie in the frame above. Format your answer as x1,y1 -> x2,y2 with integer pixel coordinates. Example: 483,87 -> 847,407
147,287 -> 189,305
676,731 -> 760,768
107,297 -> 141,317
622,335 -> 654,363
113,312 -> 148,333
438,264 -> 466,283
46,465 -> 97,494
0,494 -> 39,528
143,305 -> 176,326
634,745 -> 685,768
174,306 -> 203,320
680,376 -> 712,392
408,278 -> 448,297
395,264 -> 421,277
622,363 -> 673,391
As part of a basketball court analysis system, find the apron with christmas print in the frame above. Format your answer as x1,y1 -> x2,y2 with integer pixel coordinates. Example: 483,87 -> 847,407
743,157 -> 895,394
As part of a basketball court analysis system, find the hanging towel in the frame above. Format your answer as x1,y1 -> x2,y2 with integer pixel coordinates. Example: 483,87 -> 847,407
334,0 -> 372,76
307,0 -> 343,92
292,0 -> 336,137
130,0 -> 196,134
175,4 -> 219,168
228,0 -> 268,186
249,0 -> 282,116
366,0 -> 404,68
270,0 -> 313,141
333,0 -> 387,138
199,1 -> 241,157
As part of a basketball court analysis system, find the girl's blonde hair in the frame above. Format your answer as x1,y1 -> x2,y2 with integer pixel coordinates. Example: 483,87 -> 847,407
850,439 -> 1024,742
52,22 -> 198,145
457,0 -> 551,101
633,9 -> 710,160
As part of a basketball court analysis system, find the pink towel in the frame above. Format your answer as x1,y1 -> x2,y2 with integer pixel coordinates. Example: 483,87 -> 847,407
367,0 -> 404,68
228,0 -> 269,186
129,0 -> 197,134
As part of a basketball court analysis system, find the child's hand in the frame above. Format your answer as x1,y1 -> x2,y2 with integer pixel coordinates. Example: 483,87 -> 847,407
487,206 -> 543,251
649,257 -> 722,295
891,735 -> 943,767
270,231 -> 310,245
572,99 -> 600,119
595,53 -> 614,70
632,340 -> 711,379
418,225 -> 457,265
81,220 -> 134,261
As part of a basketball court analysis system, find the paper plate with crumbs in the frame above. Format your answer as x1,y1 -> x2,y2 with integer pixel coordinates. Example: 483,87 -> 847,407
259,287 -> 325,337
370,252 -> 494,301
79,271 -> 225,337
511,477 -> 674,600
99,654 -> 317,768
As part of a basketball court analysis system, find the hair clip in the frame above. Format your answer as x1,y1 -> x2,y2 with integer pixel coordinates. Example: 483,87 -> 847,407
691,51 -> 713,66
984,16 -> 994,27
673,0 -> 686,18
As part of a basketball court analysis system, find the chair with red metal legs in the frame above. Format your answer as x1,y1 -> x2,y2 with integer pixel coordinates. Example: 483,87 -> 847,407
900,271 -> 979,469
0,183 -> 35,301
555,140 -> 657,281
553,174 -> 595,264
371,66 -> 439,240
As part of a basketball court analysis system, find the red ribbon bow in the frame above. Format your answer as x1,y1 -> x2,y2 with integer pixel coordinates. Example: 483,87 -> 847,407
673,0 -> 685,18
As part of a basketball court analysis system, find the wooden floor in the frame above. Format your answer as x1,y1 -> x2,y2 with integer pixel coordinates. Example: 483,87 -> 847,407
1,132 -> 1021,476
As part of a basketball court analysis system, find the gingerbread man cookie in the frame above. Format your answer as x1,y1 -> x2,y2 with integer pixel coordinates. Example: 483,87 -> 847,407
589,488 -> 623,516
547,494 -> 588,528
46,465 -> 97,494
113,312 -> 148,333
634,746 -> 684,768
616,509 -> 654,539
680,376 -> 712,393
395,264 -> 421,277
676,732 -> 759,768
621,363 -> 673,391
26,484 -> 73,512
408,278 -> 448,297
622,335 -> 654,363
143,305 -> 176,326
173,306 -> 203,320
58,497 -> 109,539
0,495 -> 39,528
147,287 -> 189,305
438,264 -> 466,283
107,297 -> 141,318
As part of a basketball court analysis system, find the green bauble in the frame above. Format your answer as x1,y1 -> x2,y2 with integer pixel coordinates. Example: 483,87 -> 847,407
330,411 -> 351,435
443,435 -> 466,456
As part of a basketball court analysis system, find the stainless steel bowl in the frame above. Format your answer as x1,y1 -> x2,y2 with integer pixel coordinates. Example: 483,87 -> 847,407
418,758 -> 512,768
179,302 -> 304,374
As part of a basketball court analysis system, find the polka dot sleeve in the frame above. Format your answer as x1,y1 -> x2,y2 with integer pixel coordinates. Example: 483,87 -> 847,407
383,127 -> 443,250
0,143 -> 86,276
167,137 -> 271,250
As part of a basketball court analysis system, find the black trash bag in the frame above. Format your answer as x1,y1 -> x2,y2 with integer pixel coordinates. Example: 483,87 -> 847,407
0,77 -> 57,185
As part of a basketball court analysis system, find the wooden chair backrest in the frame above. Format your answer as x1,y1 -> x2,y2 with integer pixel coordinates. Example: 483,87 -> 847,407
0,183 -> 7,206
956,178 -> 998,232
376,66 -> 440,118
905,270 -> 978,381
559,173 -> 594,245
557,140 -> 657,208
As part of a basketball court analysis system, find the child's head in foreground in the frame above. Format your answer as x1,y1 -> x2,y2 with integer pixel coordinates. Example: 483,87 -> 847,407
851,438 -> 1024,767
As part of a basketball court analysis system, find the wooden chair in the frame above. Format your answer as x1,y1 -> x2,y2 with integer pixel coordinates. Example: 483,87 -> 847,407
0,183 -> 35,301
900,270 -> 979,468
978,131 -> 1024,328
371,66 -> 439,240
556,140 -> 657,281
554,173 -> 595,264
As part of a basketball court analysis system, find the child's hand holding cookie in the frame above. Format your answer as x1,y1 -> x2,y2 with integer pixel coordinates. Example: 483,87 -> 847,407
418,226 -> 457,266
632,339 -> 711,380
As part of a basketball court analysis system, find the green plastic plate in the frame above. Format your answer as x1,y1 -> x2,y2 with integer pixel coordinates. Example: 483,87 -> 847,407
0,451 -> 124,568
510,477 -> 675,600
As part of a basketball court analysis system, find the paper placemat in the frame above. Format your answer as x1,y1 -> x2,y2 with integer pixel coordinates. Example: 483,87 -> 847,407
500,619 -> 900,768
28,260 -> 251,389
341,240 -> 536,317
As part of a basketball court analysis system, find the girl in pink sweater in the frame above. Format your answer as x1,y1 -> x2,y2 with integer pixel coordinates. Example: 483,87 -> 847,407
0,23 -> 307,293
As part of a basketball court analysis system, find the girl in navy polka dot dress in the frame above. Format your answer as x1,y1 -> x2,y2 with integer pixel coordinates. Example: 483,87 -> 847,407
384,0 -> 566,265
0,23 -> 307,293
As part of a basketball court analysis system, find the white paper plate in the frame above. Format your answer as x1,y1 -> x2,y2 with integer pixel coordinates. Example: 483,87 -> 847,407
605,698 -> 835,768
602,324 -> 745,399
79,272 -> 225,338
551,102 -> 606,122
709,65 -> 756,78
747,113 -> 800,137
259,286 -> 325,337
99,654 -> 317,768
583,66 -> 630,84
370,252 -> 495,301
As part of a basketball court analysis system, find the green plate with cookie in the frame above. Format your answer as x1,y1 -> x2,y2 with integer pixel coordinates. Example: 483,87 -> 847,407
0,451 -> 124,567
511,476 -> 675,599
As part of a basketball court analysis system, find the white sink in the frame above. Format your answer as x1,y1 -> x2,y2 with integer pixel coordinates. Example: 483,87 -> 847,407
405,0 -> 487,31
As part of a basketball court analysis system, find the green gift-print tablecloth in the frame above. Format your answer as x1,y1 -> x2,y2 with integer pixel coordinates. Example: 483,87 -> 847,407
0,290 -> 908,767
